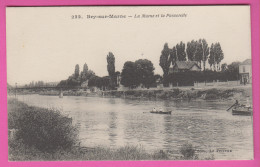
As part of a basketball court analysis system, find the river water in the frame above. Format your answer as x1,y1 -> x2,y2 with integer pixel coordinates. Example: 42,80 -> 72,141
16,94 -> 253,160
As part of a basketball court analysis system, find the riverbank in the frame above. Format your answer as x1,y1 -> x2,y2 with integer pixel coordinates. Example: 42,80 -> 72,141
103,86 -> 252,101
8,99 -> 214,161
15,86 -> 252,101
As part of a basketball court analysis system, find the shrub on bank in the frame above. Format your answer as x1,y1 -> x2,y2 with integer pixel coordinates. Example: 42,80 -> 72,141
8,99 -> 78,153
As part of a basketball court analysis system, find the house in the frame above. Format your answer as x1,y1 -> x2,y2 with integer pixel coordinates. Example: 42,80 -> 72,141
239,59 -> 252,84
169,61 -> 201,73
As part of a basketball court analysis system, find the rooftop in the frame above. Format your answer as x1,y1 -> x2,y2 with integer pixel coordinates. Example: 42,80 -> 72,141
241,59 -> 251,65
173,61 -> 200,70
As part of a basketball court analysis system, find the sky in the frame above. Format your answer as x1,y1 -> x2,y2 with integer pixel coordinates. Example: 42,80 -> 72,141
6,6 -> 251,86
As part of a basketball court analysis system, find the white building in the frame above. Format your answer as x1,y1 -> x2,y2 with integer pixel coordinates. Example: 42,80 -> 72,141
239,59 -> 252,84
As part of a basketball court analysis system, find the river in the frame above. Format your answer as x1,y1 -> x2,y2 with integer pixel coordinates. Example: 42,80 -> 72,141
16,94 -> 253,160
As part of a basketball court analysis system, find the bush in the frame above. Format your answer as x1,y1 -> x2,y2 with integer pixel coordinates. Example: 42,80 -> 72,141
165,71 -> 239,86
8,99 -> 78,153
205,94 -> 218,100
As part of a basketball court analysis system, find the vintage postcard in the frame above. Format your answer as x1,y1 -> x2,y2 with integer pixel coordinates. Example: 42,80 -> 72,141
6,6 -> 253,161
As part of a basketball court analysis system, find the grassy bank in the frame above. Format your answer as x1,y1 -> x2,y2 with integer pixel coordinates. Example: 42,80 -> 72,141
8,99 -> 214,161
103,87 -> 251,101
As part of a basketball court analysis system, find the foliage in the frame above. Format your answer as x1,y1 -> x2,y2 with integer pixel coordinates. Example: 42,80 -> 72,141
8,99 -> 78,153
170,46 -> 177,64
81,70 -> 95,83
74,64 -> 80,78
221,63 -> 228,72
195,40 -> 203,67
80,63 -> 89,81
159,43 -> 173,78
165,69 -> 240,86
121,59 -> 155,89
208,43 -> 224,71
186,40 -> 197,61
227,61 -> 240,73
201,39 -> 210,71
88,76 -> 110,90
135,59 -> 155,88
176,41 -> 186,61
107,52 -> 116,88
57,63 -> 96,88
107,52 -> 115,77
121,61 -> 139,88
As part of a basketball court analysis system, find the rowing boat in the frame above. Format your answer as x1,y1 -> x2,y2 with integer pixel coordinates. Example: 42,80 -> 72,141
150,111 -> 172,115
232,106 -> 252,116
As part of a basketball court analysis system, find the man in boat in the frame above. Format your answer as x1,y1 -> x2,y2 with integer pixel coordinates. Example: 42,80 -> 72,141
152,107 -> 157,112
227,100 -> 239,111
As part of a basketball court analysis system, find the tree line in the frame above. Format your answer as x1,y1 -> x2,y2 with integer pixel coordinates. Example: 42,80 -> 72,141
24,81 -> 57,88
57,52 -> 119,90
56,39 -> 243,89
160,39 -> 224,78
57,52 -> 159,89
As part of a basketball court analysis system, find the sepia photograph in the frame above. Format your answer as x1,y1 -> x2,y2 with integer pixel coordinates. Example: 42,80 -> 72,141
6,5 -> 253,161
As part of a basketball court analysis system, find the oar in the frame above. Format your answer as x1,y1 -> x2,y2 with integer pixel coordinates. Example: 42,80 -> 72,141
226,103 -> 236,111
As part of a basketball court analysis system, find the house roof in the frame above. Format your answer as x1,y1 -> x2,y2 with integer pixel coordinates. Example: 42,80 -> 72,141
241,59 -> 251,65
173,61 -> 200,70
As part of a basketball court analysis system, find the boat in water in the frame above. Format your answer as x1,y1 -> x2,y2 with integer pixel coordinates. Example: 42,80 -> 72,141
232,105 -> 252,116
150,111 -> 172,115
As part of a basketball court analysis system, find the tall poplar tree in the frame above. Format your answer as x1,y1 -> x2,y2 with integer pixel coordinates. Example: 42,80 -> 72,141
107,52 -> 116,88
201,39 -> 209,71
74,64 -> 80,78
186,40 -> 197,61
159,43 -> 172,78
176,41 -> 186,61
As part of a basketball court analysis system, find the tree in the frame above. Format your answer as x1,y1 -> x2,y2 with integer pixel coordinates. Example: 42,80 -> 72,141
201,39 -> 209,71
74,64 -> 80,78
107,52 -> 115,76
135,59 -> 155,88
208,42 -> 224,71
80,63 -> 89,82
83,63 -> 88,73
186,40 -> 197,61
169,46 -> 177,70
176,41 -> 186,61
221,63 -> 228,72
170,46 -> 177,62
67,75 -> 80,87
85,70 -> 95,80
208,44 -> 216,71
195,40 -> 203,67
121,61 -> 138,88
107,52 -> 116,88
159,43 -> 172,78
227,62 -> 241,73
215,42 -> 224,71
226,61 -> 241,80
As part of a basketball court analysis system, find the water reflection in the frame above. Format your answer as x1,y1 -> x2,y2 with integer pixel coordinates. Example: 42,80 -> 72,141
16,95 -> 253,160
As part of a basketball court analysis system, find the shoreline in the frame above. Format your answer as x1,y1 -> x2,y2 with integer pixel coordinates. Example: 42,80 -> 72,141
14,86 -> 252,102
